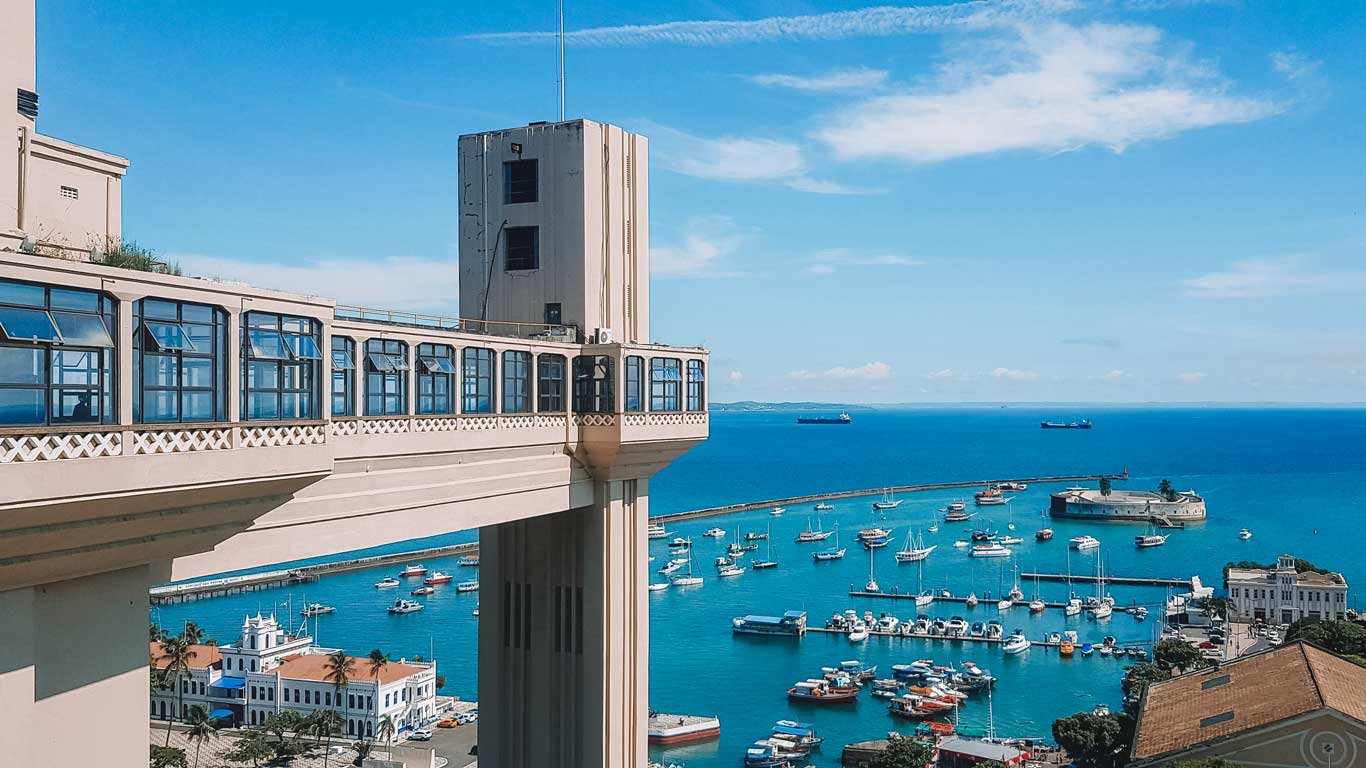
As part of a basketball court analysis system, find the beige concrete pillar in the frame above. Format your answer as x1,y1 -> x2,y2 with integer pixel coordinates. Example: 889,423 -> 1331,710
116,296 -> 134,425
0,562 -> 168,768
477,477 -> 649,768
226,309 -> 241,423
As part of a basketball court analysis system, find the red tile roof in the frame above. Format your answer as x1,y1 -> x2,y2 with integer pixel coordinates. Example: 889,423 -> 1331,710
150,642 -> 222,670
270,653 -> 429,685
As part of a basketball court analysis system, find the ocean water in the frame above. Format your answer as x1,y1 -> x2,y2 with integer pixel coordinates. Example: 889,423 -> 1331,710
154,407 -> 1366,766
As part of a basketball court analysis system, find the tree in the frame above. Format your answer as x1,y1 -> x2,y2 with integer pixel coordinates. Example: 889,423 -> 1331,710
185,706 -> 218,768
1051,711 -> 1134,768
1157,479 -> 1175,501
377,713 -> 397,753
180,622 -> 206,646
367,649 -> 390,688
870,736 -> 936,768
222,733 -> 273,768
159,637 -> 198,744
434,674 -> 447,690
1122,663 -> 1171,714
1099,477 -> 1112,497
1154,638 -> 1211,673
150,745 -> 189,768
1203,596 -> 1230,620
262,710 -> 303,748
151,622 -> 169,642
1285,619 -> 1366,658
309,709 -> 344,768
324,650 -> 357,766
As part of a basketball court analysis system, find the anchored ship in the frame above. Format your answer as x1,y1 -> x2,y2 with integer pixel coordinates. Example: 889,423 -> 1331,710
797,412 -> 851,424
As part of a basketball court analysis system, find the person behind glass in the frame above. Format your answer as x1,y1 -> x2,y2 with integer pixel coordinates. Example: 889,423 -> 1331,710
71,394 -> 92,421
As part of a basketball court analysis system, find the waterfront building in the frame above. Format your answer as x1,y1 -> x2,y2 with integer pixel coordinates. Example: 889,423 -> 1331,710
151,614 -> 437,737
1225,554 -> 1349,624
1048,488 -> 1206,521
1129,641 -> 1366,766
1,3 -> 706,766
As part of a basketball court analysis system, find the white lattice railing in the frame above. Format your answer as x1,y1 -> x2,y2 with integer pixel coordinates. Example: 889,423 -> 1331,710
573,413 -> 617,427
413,417 -> 460,433
536,414 -> 568,428
622,414 -> 648,427
498,415 -> 537,429
133,427 -> 234,455
0,431 -> 122,463
458,416 -> 499,431
240,424 -> 327,448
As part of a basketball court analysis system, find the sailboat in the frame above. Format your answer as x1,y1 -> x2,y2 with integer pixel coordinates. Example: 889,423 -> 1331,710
753,523 -> 778,569
671,547 -> 704,587
912,549 -> 934,607
1028,572 -> 1046,613
1008,566 -> 1024,601
864,546 -> 880,593
813,523 -> 846,561
795,511 -> 834,542
872,488 -> 902,510
1134,522 -> 1168,548
1087,552 -> 1112,619
895,530 -> 936,563
1064,548 -> 1083,616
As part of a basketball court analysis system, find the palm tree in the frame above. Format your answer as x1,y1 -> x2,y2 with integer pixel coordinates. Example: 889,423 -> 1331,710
1099,477 -> 1112,497
159,637 -> 197,745
1158,478 -> 1175,501
310,709 -> 343,767
185,705 -> 218,767
377,714 -> 396,755
180,622 -> 206,646
323,650 -> 356,765
151,622 -> 169,642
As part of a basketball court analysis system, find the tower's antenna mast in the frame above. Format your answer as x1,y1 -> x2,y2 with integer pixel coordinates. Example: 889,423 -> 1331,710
557,0 -> 565,121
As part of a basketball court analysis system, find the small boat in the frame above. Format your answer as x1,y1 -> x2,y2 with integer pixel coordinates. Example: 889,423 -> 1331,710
1098,644 -> 1113,656
971,529 -> 998,542
745,531 -> 768,541
648,583 -> 670,592
928,524 -> 939,533
814,502 -> 834,511
410,586 -> 436,596
857,527 -> 894,541
1135,533 -> 1168,548
999,536 -> 1023,545
877,615 -> 901,633
714,556 -> 734,567
1239,528 -> 1253,540
752,524 -> 779,569
744,745 -> 794,768
1133,606 -> 1149,621
399,564 -> 428,577
1065,597 -> 1083,616
375,577 -> 401,589
772,720 -> 822,747
788,679 -> 858,705
671,574 -> 703,586
1089,602 -> 1113,620
300,603 -> 336,616
998,481 -> 1028,491
659,559 -> 686,575
975,486 -> 1002,500
669,537 -> 691,548
1059,641 -> 1074,656
947,500 -> 967,512
1002,632 -> 1030,654
423,571 -> 453,585
472,603 -> 479,617
813,523 -> 846,561
953,540 -> 970,548
997,598 -> 1012,611
976,495 -> 1008,506
1029,598 -> 1046,613
970,543 -> 1013,558
456,580 -> 479,593
848,621 -> 870,642
703,527 -> 726,537
1080,643 -> 1094,656
718,565 -> 745,578
769,507 -> 786,516
862,536 -> 890,549
895,531 -> 936,563
387,599 -> 423,614
965,593 -> 978,608
1036,528 -> 1054,541
1069,535 -> 1100,551
986,621 -> 1003,639
752,559 -> 778,570
872,489 -> 902,510
456,555 -> 479,567
944,509 -> 974,522
795,512 -> 834,542
647,523 -> 669,539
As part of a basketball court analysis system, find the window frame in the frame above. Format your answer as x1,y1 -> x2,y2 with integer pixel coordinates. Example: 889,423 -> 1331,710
503,159 -> 538,204
331,336 -> 356,417
537,353 -> 566,413
687,359 -> 706,411
502,350 -> 532,414
572,355 -> 615,414
416,343 -> 456,415
241,311 -> 322,421
624,355 -> 645,412
461,347 -> 496,414
134,298 -> 224,424
649,357 -> 682,412
364,338 -> 409,416
504,226 -> 539,271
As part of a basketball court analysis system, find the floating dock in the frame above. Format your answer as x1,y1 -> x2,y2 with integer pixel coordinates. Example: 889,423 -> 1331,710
847,591 -> 1072,609
1020,572 -> 1193,588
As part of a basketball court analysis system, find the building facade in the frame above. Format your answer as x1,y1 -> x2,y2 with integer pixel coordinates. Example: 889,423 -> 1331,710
151,614 -> 437,739
1049,488 -> 1207,521
1226,555 -> 1349,624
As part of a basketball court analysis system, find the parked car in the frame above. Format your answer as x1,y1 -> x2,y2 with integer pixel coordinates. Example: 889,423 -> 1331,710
436,718 -> 460,729
409,729 -> 433,742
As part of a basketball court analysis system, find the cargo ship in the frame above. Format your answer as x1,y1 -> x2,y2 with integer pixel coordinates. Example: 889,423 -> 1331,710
647,713 -> 721,745
797,412 -> 851,424
1041,419 -> 1092,429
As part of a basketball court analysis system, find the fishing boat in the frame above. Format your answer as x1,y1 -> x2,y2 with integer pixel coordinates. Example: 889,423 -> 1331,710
300,603 -> 336,616
769,507 -> 786,516
857,526 -> 894,541
743,745 -> 794,768
410,586 -> 436,596
895,530 -> 936,563
387,599 -> 423,614
1239,528 -> 1253,540
752,524 -> 779,569
970,543 -> 1013,558
812,523 -> 846,561
423,571 -> 453,585
975,486 -> 1002,501
872,488 -> 902,510
772,720 -> 823,747
456,555 -> 479,567
703,527 -> 726,537
1002,632 -> 1030,654
399,564 -> 428,577
647,523 -> 669,539
456,580 -> 479,593
814,502 -> 834,511
752,738 -> 810,762
1069,535 -> 1100,551
788,679 -> 859,704
648,583 -> 670,592
375,577 -> 401,589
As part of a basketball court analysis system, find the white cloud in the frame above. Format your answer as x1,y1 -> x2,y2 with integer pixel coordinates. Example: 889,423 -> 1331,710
990,367 -> 1040,381
748,68 -> 889,92
816,21 -> 1278,165
1101,369 -> 1129,382
171,252 -> 458,312
1270,48 -> 1321,82
728,371 -> 744,382
926,368 -> 956,380
1180,257 -> 1366,299
804,247 -> 924,273
652,215 -> 744,277
467,1 -> 1068,46
789,361 -> 893,381
642,122 -> 866,194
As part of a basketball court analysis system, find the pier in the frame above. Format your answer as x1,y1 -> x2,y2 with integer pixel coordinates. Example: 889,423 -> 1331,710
806,626 -> 1069,648
848,590 -> 1072,609
1020,572 -> 1193,588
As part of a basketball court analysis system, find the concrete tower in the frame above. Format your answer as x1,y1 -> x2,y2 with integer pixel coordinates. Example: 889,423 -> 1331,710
458,119 -> 650,343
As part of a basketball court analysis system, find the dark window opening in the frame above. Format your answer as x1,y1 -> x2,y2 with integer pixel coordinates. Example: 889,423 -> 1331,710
417,343 -> 455,414
503,159 -> 538,204
505,227 -> 539,271
134,298 -> 224,424
544,302 -> 561,326
331,337 -> 355,416
687,359 -> 706,411
364,338 -> 408,416
573,355 -> 615,413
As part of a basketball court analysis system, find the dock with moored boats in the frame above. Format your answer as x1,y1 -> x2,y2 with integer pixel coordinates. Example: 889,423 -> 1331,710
1020,572 -> 1194,588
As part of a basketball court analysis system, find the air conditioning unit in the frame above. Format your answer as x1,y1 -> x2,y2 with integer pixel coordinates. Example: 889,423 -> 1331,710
595,328 -> 614,344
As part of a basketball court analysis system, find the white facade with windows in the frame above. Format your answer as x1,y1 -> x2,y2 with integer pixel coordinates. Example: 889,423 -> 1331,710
1226,555 -> 1349,624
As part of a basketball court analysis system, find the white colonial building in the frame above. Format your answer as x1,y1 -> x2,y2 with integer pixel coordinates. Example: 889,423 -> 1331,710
1225,555 -> 1349,624
152,614 -> 438,739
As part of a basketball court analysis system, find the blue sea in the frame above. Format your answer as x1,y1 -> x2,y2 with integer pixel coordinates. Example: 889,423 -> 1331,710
153,407 -> 1366,766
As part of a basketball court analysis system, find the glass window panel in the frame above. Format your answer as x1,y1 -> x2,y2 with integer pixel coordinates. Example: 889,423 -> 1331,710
180,304 -> 214,324
182,357 -> 214,389
387,353 -> 409,371
141,299 -> 180,320
332,351 -> 355,370
0,280 -> 46,307
283,317 -> 311,333
0,388 -> 45,424
332,393 -> 349,416
51,312 -> 114,347
0,307 -> 61,343
367,394 -> 384,414
245,312 -> 278,329
247,329 -> 291,360
181,391 -> 214,421
51,349 -> 100,386
144,355 -> 178,388
248,361 -> 280,390
366,352 -> 395,372
286,334 -> 322,360
183,323 -> 215,355
143,321 -> 195,351
48,288 -> 100,312
0,346 -> 43,384
142,390 -> 179,422
247,392 -> 279,420
52,389 -> 99,422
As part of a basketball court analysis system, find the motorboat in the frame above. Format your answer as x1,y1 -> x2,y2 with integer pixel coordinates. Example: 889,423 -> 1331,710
970,621 -> 985,637
456,555 -> 479,567
1069,535 -> 1100,551
1002,632 -> 1030,654
986,620 -> 1004,639
947,501 -> 967,512
970,543 -> 1013,558
375,577 -> 401,589
704,527 -> 726,537
1098,643 -> 1113,656
456,580 -> 479,593
659,559 -> 686,575
814,502 -> 835,511
718,565 -> 746,577
1239,528 -> 1253,540
1065,597 -> 1083,616
999,536 -> 1023,545
1135,533 -> 1168,548
648,583 -> 670,592
877,615 -> 901,633
998,482 -> 1028,491
1133,606 -> 1149,620
423,571 -> 453,585
387,599 -> 424,614
300,603 -> 336,616
669,537 -> 691,548
745,530 -> 768,541
1036,528 -> 1054,541
1059,641 -> 1074,656
410,586 -> 436,596
945,617 -> 969,636
975,486 -> 1002,501
953,540 -> 970,548
399,564 -> 428,577
895,531 -> 936,563
715,556 -> 735,567
965,593 -> 978,608
1080,643 -> 1094,656
769,507 -> 786,516
848,621 -> 870,642
752,738 -> 809,762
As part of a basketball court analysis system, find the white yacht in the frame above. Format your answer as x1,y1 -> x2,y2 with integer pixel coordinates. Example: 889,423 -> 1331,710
769,507 -> 786,516
1238,528 -> 1253,540
387,599 -> 424,614
848,621 -> 870,642
647,523 -> 669,539
718,565 -> 745,578
1069,535 -> 1101,551
1002,632 -> 1030,654
970,543 -> 1013,558
703,527 -> 726,537
648,583 -> 670,592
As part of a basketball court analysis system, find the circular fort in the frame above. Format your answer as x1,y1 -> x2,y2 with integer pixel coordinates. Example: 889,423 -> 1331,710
1048,488 -> 1207,521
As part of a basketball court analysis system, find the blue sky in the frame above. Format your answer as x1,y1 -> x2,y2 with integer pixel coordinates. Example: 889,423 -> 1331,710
37,0 -> 1366,402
